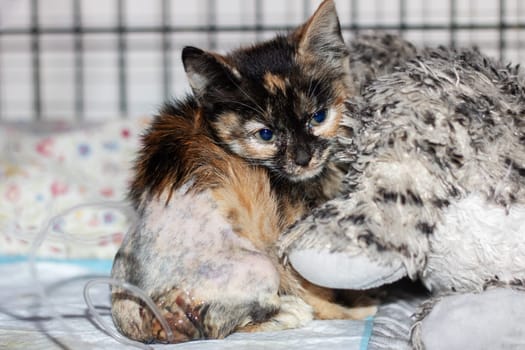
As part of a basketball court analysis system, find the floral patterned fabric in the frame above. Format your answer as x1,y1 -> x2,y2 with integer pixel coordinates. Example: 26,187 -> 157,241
0,118 -> 151,259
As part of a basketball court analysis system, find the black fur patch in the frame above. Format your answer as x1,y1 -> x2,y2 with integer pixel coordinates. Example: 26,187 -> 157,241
313,204 -> 340,220
248,301 -> 279,323
422,111 -> 436,126
432,198 -> 450,208
357,230 -> 386,252
375,188 -> 400,203
416,221 -> 435,235
338,213 -> 366,226
407,190 -> 423,206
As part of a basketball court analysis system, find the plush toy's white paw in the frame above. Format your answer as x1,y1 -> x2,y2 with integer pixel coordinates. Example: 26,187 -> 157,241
412,288 -> 525,350
288,249 -> 407,290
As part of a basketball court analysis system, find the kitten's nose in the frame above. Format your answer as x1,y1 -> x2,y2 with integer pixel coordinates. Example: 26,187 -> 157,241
295,148 -> 311,166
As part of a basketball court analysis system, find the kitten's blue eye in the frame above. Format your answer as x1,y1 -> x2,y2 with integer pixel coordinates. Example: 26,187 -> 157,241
257,128 -> 275,142
311,109 -> 327,126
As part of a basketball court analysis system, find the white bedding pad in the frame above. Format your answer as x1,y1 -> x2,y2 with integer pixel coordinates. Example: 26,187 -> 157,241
0,261 -> 373,350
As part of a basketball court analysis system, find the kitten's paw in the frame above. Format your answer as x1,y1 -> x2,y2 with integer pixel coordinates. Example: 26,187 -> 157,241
113,287 -> 286,343
239,295 -> 314,333
112,289 -> 203,343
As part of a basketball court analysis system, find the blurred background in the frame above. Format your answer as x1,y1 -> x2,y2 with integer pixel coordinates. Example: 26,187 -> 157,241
0,0 -> 524,122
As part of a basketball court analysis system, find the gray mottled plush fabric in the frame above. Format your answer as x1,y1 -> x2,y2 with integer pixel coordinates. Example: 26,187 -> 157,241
367,285 -> 427,350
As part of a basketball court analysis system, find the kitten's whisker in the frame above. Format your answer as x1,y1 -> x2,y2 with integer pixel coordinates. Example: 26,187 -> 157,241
225,78 -> 267,116
212,72 -> 267,117
223,100 -> 266,117
205,90 -> 266,118
307,74 -> 316,101
306,73 -> 331,103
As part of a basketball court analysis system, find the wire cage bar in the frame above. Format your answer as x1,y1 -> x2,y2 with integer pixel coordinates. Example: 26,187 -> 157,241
0,0 -> 524,122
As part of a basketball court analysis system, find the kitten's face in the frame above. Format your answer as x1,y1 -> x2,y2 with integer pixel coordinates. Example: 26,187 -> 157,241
206,68 -> 347,182
182,0 -> 350,182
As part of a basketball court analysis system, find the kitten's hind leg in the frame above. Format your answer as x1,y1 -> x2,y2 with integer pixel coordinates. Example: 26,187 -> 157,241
111,185 -> 305,343
112,285 -> 289,343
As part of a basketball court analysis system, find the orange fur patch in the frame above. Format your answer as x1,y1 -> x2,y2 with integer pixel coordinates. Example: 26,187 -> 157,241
241,140 -> 277,160
211,112 -> 243,149
131,108 -> 244,205
263,72 -> 287,95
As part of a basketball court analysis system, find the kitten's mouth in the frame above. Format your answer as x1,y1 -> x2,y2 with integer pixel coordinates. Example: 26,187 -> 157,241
286,164 -> 325,182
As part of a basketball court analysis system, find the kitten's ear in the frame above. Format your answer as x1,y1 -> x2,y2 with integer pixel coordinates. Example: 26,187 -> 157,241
296,0 -> 347,60
182,46 -> 240,99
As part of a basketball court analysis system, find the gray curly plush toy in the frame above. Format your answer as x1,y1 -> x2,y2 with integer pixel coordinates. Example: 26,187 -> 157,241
280,45 -> 525,349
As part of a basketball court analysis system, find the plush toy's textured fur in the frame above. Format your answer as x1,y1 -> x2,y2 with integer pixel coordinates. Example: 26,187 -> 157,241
281,44 -> 525,348
282,46 -> 525,288
346,32 -> 418,95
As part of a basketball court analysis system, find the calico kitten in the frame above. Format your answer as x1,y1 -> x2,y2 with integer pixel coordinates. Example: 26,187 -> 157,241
112,0 -> 378,344
179,0 -> 352,210
179,5 -> 419,210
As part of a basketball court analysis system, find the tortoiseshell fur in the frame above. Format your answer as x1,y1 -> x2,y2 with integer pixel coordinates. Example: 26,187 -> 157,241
179,3 -> 352,210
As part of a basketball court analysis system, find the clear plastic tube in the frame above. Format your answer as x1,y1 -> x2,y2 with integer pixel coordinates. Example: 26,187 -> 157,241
24,200 -> 173,348
83,277 -> 175,347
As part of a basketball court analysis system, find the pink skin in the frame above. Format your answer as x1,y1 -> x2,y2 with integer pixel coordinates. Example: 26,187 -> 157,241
116,183 -> 280,305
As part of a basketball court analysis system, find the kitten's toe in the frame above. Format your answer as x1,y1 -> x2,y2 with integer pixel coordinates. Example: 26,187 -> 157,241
148,305 -> 203,343
239,295 -> 314,333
